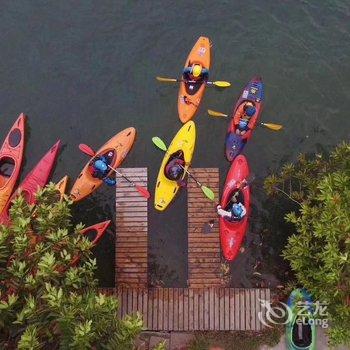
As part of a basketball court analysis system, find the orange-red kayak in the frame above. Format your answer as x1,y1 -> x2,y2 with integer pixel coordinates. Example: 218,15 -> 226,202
70,127 -> 136,202
0,114 -> 26,214
71,220 -> 111,266
0,141 -> 61,224
178,36 -> 211,123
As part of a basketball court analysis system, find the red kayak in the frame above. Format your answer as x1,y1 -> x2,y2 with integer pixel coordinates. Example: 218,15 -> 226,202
0,114 -> 26,214
80,220 -> 111,245
219,155 -> 250,261
0,140 -> 61,224
70,220 -> 111,266
225,76 -> 264,161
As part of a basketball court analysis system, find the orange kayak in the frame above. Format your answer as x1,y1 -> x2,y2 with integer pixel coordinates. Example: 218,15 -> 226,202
56,175 -> 69,199
70,127 -> 136,202
0,114 -> 26,214
178,36 -> 211,123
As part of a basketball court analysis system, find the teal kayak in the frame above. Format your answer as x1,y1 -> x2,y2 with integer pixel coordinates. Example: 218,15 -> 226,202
286,289 -> 316,350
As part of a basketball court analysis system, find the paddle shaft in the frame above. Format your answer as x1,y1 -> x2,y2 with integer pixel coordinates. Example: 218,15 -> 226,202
178,164 -> 202,187
108,165 -> 135,186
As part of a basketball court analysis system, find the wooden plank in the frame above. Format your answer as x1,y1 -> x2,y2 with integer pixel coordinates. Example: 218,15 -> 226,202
240,289 -> 245,330
147,289 -> 153,330
158,288 -> 163,331
178,288 -> 184,331
168,289 -> 174,331
245,289 -> 251,330
173,288 -> 179,331
224,288 -> 230,330
219,288 -> 225,330
234,289 -> 240,330
153,289 -> 158,330
189,289 -> 194,331
163,289 -> 169,331
183,288 -> 189,331
142,289 -> 148,328
198,288 -> 203,331
214,288 -> 220,330
193,289 -> 199,330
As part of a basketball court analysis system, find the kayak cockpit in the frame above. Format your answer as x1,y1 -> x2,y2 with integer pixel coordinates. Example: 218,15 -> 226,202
0,157 -> 15,188
223,189 -> 246,223
164,150 -> 185,181
292,318 -> 312,348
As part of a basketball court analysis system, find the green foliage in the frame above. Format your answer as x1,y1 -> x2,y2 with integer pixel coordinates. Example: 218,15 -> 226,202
0,184 -> 143,349
264,142 -> 350,346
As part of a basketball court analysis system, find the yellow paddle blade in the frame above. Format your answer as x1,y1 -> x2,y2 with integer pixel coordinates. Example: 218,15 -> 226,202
213,81 -> 231,87
207,109 -> 228,118
261,122 -> 283,131
156,76 -> 178,82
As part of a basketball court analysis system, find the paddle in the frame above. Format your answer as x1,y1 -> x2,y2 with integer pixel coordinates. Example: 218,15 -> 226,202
156,76 -> 231,88
78,144 -> 150,199
152,137 -> 215,201
207,109 -> 283,131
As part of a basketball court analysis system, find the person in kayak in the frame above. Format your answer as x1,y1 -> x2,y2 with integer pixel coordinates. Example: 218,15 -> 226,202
165,157 -> 185,181
217,189 -> 247,221
183,63 -> 209,83
235,102 -> 256,135
91,152 -> 117,186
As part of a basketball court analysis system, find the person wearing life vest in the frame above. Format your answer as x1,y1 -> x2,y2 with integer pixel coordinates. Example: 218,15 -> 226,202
165,157 -> 185,181
91,152 -> 117,186
217,189 -> 247,221
183,63 -> 209,83
235,102 -> 256,135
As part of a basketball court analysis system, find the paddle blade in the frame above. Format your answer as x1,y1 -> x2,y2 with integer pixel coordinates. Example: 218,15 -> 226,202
261,122 -> 283,131
152,137 -> 168,151
201,186 -> 215,201
156,76 -> 178,83
79,144 -> 96,157
213,81 -> 231,88
208,109 -> 228,118
136,185 -> 151,199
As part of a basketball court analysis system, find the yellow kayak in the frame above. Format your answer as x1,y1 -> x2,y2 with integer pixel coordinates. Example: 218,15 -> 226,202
155,121 -> 196,211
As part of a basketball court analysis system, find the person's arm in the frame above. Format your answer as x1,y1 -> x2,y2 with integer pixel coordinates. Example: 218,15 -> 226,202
217,206 -> 232,219
104,177 -> 117,187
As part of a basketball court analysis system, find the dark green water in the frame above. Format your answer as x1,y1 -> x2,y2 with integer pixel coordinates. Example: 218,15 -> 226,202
1,1 -> 349,287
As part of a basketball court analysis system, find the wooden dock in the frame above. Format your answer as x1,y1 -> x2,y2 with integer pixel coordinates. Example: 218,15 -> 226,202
115,168 -> 148,287
187,168 -> 223,287
111,287 -> 270,331
112,168 -> 271,331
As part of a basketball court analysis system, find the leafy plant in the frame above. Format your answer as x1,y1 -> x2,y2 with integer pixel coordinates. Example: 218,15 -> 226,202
0,184 -> 143,349
264,142 -> 350,346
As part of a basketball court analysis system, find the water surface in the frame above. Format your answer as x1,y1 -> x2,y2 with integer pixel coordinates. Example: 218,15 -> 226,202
0,1 -> 349,287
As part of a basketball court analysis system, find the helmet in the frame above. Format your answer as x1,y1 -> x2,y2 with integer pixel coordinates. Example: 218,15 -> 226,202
245,106 -> 256,117
192,64 -> 202,77
238,120 -> 248,131
232,204 -> 243,217
170,165 -> 182,178
94,159 -> 108,172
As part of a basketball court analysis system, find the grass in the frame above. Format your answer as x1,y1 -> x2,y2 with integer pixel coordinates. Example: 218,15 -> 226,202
188,325 -> 284,350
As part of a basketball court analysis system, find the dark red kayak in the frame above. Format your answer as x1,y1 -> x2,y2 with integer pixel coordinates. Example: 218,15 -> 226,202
219,155 -> 250,261
0,140 -> 61,224
0,114 -> 26,214
70,220 -> 111,266
225,76 -> 264,161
